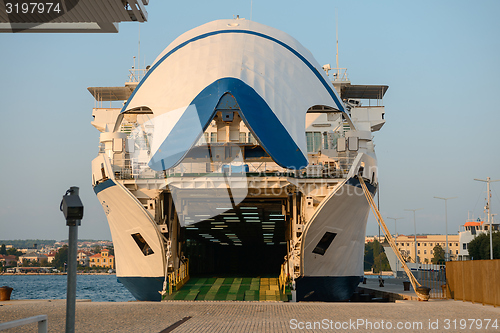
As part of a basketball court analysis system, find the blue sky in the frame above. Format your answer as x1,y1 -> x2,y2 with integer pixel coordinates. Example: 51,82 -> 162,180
1,0 -> 499,241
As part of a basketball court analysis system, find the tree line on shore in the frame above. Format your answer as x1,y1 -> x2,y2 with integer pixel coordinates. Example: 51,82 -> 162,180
0,239 -> 56,249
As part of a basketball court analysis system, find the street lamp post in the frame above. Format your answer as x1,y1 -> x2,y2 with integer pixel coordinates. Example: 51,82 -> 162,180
387,217 -> 403,275
474,177 -> 500,260
434,196 -> 457,261
405,208 -> 423,265
387,217 -> 404,238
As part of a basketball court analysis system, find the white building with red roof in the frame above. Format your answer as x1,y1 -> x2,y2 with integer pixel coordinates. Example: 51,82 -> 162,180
458,219 -> 499,260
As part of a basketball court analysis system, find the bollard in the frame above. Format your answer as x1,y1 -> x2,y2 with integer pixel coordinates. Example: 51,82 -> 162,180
60,187 -> 83,333
0,286 -> 13,301
441,284 -> 447,298
416,286 -> 431,301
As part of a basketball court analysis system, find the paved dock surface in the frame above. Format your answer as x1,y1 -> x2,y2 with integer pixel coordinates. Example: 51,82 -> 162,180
1,298 -> 499,332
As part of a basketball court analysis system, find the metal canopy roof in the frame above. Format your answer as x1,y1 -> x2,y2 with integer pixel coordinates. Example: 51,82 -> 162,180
0,0 -> 148,33
88,86 -> 134,101
341,84 -> 388,100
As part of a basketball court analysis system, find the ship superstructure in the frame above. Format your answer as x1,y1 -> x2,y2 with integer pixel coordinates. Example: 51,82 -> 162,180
89,19 -> 388,301
458,218 -> 499,260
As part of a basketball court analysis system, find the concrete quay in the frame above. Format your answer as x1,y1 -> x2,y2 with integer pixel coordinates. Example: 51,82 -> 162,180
1,297 -> 499,332
358,277 -> 425,301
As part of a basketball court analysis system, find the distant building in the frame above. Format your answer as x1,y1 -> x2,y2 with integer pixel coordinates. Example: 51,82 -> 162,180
458,219 -> 499,260
18,252 -> 48,265
46,251 -> 56,263
394,235 -> 459,263
365,236 -> 384,243
0,254 -> 17,267
365,234 -> 460,263
89,249 -> 114,269
77,251 -> 91,267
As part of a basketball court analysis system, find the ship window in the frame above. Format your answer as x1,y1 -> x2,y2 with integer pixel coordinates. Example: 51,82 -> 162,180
132,233 -> 154,256
239,132 -> 246,143
210,132 -> 217,143
306,132 -> 322,152
312,232 -> 337,255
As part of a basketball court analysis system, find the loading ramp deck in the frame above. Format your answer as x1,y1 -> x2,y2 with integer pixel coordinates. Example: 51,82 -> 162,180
162,277 -> 291,302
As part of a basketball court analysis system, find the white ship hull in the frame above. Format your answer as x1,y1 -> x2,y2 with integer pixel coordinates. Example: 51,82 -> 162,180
297,178 -> 375,301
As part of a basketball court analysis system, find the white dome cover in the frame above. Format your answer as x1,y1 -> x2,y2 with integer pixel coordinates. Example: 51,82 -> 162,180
121,19 -> 345,170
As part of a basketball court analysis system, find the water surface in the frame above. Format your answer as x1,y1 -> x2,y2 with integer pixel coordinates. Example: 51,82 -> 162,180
0,275 -> 135,302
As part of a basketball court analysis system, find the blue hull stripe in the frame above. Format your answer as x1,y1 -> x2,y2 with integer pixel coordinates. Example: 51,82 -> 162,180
148,78 -> 308,171
121,29 -> 344,114
93,179 -> 116,195
118,276 -> 164,301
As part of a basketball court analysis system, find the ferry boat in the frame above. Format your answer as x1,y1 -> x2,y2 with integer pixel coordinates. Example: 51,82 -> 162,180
89,19 -> 388,301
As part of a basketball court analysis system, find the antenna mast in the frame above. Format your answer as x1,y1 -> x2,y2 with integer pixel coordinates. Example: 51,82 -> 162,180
336,9 -> 339,70
138,24 -> 141,72
474,177 -> 500,260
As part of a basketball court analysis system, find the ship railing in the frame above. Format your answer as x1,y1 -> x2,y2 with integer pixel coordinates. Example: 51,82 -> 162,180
110,156 -> 356,180
329,67 -> 349,82
408,263 -> 447,299
167,258 -> 190,295
128,68 -> 147,83
112,159 -> 162,180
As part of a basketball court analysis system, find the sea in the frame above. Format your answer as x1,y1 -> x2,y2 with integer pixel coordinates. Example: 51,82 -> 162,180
0,275 -> 135,302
